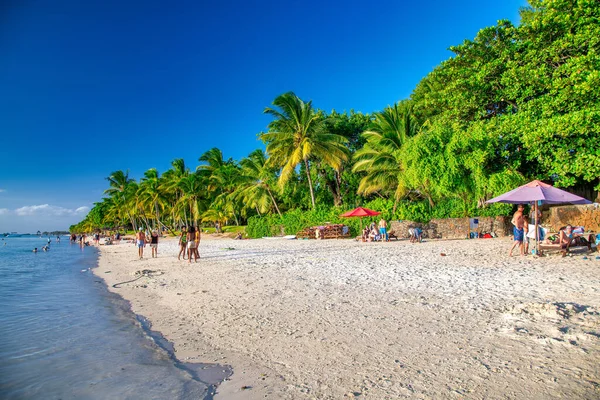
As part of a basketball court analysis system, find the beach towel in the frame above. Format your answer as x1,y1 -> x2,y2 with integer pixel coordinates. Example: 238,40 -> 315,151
526,225 -> 546,241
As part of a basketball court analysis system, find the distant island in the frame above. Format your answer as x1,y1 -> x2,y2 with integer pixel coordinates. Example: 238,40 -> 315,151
2,231 -> 70,237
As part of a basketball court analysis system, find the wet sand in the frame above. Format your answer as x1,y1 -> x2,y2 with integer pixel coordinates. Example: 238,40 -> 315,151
94,236 -> 600,399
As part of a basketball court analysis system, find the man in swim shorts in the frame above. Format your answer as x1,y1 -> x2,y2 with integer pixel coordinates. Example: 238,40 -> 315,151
378,218 -> 388,242
136,228 -> 146,259
509,204 -> 525,256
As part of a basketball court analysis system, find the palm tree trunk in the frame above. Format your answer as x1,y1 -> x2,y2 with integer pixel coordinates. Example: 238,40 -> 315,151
335,170 -> 343,205
304,158 -> 316,209
265,185 -> 283,217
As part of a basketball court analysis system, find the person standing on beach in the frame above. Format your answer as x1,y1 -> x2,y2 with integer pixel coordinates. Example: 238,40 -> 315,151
378,218 -> 388,242
178,227 -> 187,260
150,230 -> 159,258
509,204 -> 525,256
136,228 -> 146,259
186,227 -> 197,263
194,227 -> 201,260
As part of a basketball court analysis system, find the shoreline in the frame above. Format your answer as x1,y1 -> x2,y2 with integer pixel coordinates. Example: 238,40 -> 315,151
93,235 -> 600,399
94,236 -> 286,399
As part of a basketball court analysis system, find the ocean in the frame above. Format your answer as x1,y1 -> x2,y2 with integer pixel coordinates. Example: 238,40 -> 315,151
0,236 -> 230,399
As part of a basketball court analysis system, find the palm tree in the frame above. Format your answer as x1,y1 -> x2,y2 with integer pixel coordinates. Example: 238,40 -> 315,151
197,148 -> 244,225
352,101 -> 419,208
260,92 -> 348,209
235,149 -> 283,217
137,168 -> 170,231
175,174 -> 205,227
162,159 -> 190,227
104,170 -> 137,230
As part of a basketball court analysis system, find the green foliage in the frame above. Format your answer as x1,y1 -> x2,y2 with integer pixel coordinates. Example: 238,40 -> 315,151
74,0 -> 599,233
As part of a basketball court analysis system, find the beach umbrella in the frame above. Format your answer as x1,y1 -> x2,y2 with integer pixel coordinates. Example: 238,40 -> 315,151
486,180 -> 592,254
341,207 -> 381,230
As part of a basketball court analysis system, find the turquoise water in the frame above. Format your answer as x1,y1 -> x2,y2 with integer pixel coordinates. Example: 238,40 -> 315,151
0,237 -> 230,399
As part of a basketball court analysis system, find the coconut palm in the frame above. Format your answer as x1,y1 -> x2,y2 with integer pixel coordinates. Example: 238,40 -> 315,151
162,159 -> 191,227
175,174 -> 205,227
104,170 -> 137,230
260,92 -> 348,209
234,149 -> 283,217
137,168 -> 171,231
352,101 -> 419,208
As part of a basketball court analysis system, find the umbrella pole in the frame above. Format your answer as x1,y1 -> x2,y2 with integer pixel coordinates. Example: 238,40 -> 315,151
535,202 -> 539,256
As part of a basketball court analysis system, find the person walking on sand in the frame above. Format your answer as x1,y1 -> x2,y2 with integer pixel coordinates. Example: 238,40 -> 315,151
178,227 -> 187,260
509,204 -> 525,256
136,228 -> 146,259
186,226 -> 197,263
150,230 -> 159,258
378,218 -> 388,242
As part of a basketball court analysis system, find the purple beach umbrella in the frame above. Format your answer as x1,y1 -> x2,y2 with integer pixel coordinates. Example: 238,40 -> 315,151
486,180 -> 592,205
486,180 -> 592,254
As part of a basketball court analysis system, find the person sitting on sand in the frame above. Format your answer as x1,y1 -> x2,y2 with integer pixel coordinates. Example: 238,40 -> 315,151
136,228 -> 146,259
362,226 -> 370,242
149,230 -> 159,258
178,227 -> 187,260
369,226 -> 380,242
235,232 -> 243,240
408,227 -> 422,243
509,204 -> 525,256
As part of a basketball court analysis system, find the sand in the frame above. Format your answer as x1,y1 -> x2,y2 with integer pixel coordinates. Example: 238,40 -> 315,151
93,236 -> 600,399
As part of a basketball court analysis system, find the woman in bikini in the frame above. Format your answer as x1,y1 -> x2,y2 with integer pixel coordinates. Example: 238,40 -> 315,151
178,227 -> 187,260
186,226 -> 197,263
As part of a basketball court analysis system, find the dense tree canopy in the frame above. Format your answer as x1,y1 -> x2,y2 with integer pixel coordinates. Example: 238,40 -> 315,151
71,0 -> 599,234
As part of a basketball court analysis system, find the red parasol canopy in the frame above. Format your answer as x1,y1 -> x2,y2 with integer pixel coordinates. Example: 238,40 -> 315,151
341,207 -> 381,218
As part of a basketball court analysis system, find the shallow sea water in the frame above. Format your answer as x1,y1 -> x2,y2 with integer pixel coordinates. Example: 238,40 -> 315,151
0,236 -> 230,399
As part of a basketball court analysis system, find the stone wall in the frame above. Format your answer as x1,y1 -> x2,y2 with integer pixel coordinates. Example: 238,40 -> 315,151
546,205 -> 600,232
389,216 -> 511,239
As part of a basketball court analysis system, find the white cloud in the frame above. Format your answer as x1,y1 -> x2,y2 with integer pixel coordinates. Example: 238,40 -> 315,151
0,208 -> 9,215
13,204 -> 90,217
0,189 -> 6,193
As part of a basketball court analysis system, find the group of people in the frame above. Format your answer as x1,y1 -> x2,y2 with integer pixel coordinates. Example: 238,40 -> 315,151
177,226 -> 200,263
135,228 -> 160,259
361,219 -> 389,242
510,204 -> 594,256
32,236 -> 59,252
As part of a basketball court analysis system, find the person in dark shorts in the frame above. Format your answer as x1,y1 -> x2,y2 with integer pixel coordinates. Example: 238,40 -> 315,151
150,230 -> 159,258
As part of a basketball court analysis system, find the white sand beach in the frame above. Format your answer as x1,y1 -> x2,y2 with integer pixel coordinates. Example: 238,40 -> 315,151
93,236 -> 600,399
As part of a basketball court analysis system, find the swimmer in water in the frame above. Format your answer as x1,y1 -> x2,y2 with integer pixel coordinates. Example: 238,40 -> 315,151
33,248 -> 38,253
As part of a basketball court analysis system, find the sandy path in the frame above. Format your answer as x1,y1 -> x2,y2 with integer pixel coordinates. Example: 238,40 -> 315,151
94,236 -> 600,399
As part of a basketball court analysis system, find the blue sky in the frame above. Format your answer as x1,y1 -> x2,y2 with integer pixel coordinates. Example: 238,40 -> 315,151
0,0 -> 527,232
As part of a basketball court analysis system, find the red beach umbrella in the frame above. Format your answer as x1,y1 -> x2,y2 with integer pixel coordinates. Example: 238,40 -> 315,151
341,207 -> 381,230
340,207 -> 381,217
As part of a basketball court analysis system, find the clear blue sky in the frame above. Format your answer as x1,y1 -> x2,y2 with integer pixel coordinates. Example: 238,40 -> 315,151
0,0 -> 527,232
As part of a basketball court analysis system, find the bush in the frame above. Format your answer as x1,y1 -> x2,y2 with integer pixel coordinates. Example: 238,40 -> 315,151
245,199 -> 513,239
